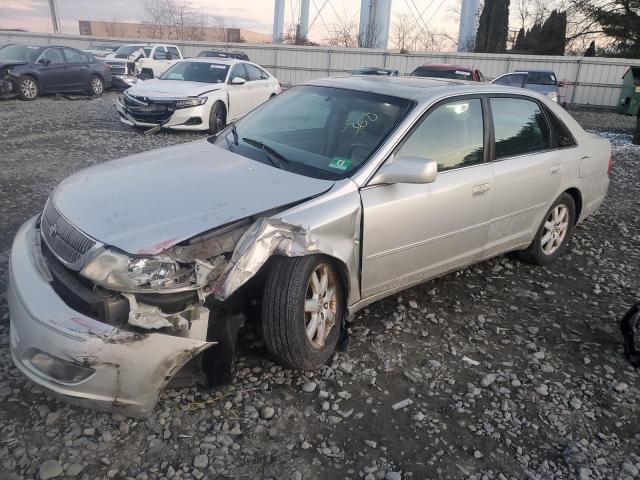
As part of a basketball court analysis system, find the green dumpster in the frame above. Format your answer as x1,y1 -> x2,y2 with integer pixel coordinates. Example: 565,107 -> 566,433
617,67 -> 640,116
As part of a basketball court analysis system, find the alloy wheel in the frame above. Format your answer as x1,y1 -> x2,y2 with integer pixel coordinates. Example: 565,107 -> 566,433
21,79 -> 37,99
91,77 -> 103,95
541,204 -> 569,255
304,263 -> 338,350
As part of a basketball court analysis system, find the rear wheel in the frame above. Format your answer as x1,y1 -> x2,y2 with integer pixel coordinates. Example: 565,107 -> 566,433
517,193 -> 576,265
262,255 -> 344,370
208,102 -> 226,134
87,75 -> 104,96
17,76 -> 39,100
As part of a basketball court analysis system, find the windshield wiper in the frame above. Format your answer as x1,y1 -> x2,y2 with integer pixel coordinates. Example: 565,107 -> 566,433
242,137 -> 290,169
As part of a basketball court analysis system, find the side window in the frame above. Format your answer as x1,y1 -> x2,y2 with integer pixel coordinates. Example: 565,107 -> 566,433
40,48 -> 65,64
63,48 -> 88,63
167,46 -> 180,58
396,98 -> 485,172
153,47 -> 167,60
544,107 -> 576,148
229,63 -> 248,81
244,63 -> 264,81
143,47 -> 152,57
491,97 -> 552,159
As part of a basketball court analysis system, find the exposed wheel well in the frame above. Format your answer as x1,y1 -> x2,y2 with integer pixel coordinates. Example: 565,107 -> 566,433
564,188 -> 583,223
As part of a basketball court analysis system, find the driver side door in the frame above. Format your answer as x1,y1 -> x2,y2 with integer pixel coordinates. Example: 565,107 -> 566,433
36,48 -> 68,93
226,63 -> 253,120
360,97 -> 494,299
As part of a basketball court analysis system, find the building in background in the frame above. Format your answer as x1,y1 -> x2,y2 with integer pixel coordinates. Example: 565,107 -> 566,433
78,20 -> 271,44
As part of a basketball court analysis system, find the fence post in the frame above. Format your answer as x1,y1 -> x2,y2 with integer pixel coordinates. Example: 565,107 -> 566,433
327,49 -> 332,76
570,58 -> 583,105
274,45 -> 279,79
506,56 -> 512,74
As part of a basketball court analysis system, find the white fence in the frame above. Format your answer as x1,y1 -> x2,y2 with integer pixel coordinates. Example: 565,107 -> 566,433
2,30 -> 640,107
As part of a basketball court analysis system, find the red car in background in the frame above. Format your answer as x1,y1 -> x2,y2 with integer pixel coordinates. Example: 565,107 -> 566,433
410,63 -> 485,82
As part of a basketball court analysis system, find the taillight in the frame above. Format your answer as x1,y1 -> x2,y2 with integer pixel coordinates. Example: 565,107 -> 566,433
608,157 -> 613,174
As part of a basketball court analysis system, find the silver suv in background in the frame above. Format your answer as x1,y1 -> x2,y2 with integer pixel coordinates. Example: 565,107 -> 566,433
492,70 -> 562,103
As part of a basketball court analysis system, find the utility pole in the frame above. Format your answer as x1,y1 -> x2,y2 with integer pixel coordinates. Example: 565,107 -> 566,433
49,0 -> 61,34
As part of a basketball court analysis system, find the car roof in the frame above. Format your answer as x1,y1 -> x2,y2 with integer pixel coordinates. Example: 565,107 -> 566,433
178,57 -> 243,65
304,75 -> 541,102
514,69 -> 556,74
416,63 -> 475,71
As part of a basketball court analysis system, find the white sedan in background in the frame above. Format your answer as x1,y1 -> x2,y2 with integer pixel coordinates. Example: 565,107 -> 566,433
116,58 -> 280,133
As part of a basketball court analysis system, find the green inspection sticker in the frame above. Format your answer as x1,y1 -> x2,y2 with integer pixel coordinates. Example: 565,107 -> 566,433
329,157 -> 351,171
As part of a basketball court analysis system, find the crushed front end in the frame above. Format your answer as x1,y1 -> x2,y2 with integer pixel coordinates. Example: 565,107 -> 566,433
7,200 -> 256,417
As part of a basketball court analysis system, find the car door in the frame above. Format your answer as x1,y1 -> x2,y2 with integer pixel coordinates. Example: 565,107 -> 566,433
36,48 -> 67,92
483,96 -> 562,257
226,63 -> 252,120
62,48 -> 91,89
360,97 -> 494,299
244,63 -> 272,106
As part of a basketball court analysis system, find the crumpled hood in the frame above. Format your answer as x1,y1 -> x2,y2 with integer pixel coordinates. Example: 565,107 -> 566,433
0,60 -> 28,70
127,79 -> 224,98
51,141 -> 334,254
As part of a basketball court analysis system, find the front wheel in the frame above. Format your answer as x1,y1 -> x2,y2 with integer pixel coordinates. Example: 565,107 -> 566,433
262,255 -> 344,370
17,76 -> 39,100
208,101 -> 226,134
87,75 -> 104,96
518,193 -> 576,265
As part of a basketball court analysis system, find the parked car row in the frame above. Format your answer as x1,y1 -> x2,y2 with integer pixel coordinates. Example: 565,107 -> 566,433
352,63 -> 563,103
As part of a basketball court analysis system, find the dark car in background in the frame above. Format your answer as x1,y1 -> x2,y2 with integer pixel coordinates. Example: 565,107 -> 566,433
0,43 -> 111,100
410,63 -> 484,82
352,66 -> 399,76
197,50 -> 250,61
492,70 -> 562,103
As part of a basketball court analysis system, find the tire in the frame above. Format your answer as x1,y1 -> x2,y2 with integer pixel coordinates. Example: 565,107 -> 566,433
138,71 -> 153,81
517,193 -> 576,266
262,255 -> 345,370
17,76 -> 39,101
87,75 -> 104,96
208,101 -> 226,134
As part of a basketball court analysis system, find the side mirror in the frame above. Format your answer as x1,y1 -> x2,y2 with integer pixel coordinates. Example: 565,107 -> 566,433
38,58 -> 51,66
557,80 -> 565,88
230,76 -> 246,85
369,156 -> 438,186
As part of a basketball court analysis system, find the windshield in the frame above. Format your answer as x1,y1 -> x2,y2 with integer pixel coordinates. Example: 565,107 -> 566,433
114,45 -> 145,58
412,67 -> 472,80
0,44 -> 42,62
160,62 -> 229,83
211,85 -> 414,180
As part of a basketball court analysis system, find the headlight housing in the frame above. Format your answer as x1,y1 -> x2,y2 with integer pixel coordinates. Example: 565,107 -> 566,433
174,97 -> 207,109
547,92 -> 559,102
80,249 -> 193,292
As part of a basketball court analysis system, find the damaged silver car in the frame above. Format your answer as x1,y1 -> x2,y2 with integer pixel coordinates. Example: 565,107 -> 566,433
9,77 -> 611,417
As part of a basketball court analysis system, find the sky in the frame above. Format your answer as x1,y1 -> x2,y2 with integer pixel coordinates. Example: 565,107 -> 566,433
0,0 -> 461,45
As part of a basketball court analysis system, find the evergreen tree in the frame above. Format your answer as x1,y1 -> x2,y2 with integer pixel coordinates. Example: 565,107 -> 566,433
474,0 -> 510,53
582,0 -> 640,58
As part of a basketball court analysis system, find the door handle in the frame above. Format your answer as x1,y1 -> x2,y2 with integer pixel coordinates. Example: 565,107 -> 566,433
472,183 -> 490,197
550,165 -> 561,175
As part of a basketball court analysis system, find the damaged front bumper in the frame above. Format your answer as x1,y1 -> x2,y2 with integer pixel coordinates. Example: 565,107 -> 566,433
111,74 -> 138,89
8,217 -> 215,418
115,95 -> 210,131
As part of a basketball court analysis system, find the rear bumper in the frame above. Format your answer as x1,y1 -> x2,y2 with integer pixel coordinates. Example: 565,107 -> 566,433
8,217 -> 214,417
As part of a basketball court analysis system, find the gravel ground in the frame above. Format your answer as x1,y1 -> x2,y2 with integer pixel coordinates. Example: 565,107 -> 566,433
0,92 -> 639,480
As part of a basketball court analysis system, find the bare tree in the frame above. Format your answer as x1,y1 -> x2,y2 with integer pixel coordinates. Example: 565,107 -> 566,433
142,0 -> 209,41
390,13 -> 417,52
211,15 -> 228,43
323,9 -> 359,48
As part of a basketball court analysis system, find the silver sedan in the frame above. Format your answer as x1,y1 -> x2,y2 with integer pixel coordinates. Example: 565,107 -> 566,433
8,76 -> 611,417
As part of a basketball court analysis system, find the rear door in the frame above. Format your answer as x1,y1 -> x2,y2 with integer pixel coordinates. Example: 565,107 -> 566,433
36,48 -> 68,92
62,48 -> 91,89
483,96 -> 561,257
360,96 -> 494,298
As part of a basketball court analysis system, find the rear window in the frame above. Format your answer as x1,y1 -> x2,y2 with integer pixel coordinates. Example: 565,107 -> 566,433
524,72 -> 557,86
0,44 -> 42,62
411,67 -> 472,80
